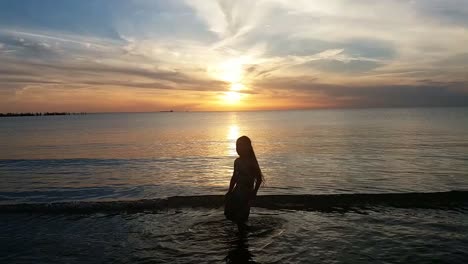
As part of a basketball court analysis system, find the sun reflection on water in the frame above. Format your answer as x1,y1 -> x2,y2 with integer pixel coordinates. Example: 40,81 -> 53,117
227,125 -> 239,140
227,123 -> 240,156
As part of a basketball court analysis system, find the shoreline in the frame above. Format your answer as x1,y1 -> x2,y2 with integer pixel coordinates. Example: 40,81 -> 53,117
1,190 -> 467,214
0,112 -> 87,117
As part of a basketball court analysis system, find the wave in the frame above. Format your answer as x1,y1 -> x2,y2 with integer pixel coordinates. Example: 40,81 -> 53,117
1,191 -> 467,214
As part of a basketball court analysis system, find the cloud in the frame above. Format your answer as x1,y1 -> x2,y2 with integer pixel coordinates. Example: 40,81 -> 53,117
0,28 -> 229,92
0,58 -> 228,92
300,59 -> 383,74
1,0 -> 468,111
411,0 -> 468,27
184,0 -> 266,40
254,76 -> 468,108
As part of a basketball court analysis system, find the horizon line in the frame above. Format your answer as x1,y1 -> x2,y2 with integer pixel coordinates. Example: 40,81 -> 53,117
2,105 -> 467,115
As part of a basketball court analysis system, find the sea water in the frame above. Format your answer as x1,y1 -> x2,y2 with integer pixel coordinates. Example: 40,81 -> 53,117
1,108 -> 468,263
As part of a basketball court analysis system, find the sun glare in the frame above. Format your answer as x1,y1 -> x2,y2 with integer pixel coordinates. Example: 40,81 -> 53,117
227,124 -> 240,156
219,57 -> 249,83
224,91 -> 242,104
212,56 -> 253,106
230,83 -> 244,91
227,125 -> 239,140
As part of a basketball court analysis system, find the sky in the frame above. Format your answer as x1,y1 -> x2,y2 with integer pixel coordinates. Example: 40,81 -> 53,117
1,0 -> 468,112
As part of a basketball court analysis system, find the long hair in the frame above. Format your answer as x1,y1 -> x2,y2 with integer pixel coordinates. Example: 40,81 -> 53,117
236,136 -> 265,184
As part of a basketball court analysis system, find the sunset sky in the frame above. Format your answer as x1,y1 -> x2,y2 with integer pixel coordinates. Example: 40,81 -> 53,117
1,0 -> 468,112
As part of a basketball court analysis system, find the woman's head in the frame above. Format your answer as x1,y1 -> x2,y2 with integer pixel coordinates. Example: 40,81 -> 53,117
236,135 -> 253,157
236,136 -> 265,184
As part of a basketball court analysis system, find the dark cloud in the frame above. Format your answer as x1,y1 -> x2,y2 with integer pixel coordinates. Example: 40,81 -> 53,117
0,77 -> 60,85
437,53 -> 468,67
244,64 -> 285,79
0,27 -> 228,95
255,77 -> 468,108
300,59 -> 383,74
0,68 -> 35,76
0,29 -> 225,92
0,34 -> 59,59
0,58 -> 228,92
259,36 -> 396,61
0,31 -> 112,63
259,36 -> 335,57
413,0 -> 468,27
344,38 -> 396,60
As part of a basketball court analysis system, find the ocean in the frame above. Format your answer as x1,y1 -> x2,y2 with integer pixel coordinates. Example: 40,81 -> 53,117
1,108 -> 468,263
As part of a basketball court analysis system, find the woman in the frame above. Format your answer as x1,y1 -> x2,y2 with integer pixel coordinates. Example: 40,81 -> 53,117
225,136 -> 264,227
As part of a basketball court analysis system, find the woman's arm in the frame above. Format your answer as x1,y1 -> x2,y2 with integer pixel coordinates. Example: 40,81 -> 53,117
252,174 -> 262,196
227,159 -> 239,193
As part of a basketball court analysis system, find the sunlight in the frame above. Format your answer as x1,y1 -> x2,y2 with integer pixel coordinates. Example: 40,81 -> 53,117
223,82 -> 246,105
227,125 -> 240,140
219,58 -> 247,83
230,83 -> 244,91
223,91 -> 242,104
210,57 -> 253,106
227,124 -> 240,156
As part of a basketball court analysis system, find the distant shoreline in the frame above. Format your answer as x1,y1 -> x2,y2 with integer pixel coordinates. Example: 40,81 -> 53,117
0,112 -> 87,117
1,106 -> 467,117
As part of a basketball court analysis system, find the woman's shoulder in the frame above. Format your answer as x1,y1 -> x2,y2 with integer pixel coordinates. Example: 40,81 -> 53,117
235,157 -> 247,163
235,158 -> 251,170
234,157 -> 246,168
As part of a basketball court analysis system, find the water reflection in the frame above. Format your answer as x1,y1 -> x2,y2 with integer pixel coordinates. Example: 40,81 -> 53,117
225,234 -> 256,263
228,125 -> 240,141
227,119 -> 240,156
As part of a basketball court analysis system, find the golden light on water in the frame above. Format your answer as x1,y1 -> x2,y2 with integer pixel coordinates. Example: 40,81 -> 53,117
227,113 -> 240,156
227,124 -> 240,140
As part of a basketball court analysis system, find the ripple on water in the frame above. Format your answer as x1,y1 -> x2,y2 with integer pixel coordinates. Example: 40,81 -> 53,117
1,208 -> 468,263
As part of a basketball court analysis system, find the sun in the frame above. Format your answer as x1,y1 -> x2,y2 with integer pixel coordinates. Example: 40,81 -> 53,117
223,91 -> 242,104
223,82 -> 245,104
230,83 -> 244,91
212,57 -> 253,105
217,57 -> 250,83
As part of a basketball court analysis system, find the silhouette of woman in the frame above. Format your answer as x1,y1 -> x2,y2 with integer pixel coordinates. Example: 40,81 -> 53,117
225,136 -> 264,229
